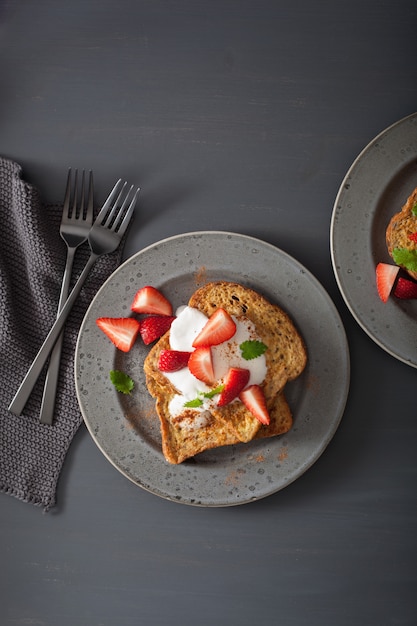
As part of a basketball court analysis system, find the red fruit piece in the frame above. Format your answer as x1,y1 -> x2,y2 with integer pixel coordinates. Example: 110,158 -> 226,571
239,385 -> 270,425
157,349 -> 191,372
96,317 -> 140,352
131,286 -> 173,316
139,315 -> 175,345
408,232 -> 417,243
188,347 -> 215,385
192,308 -> 236,348
393,277 -> 417,299
376,262 -> 399,303
217,367 -> 250,407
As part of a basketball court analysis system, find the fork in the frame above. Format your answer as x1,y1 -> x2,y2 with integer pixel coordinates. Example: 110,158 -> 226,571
39,169 -> 94,425
8,179 -> 140,417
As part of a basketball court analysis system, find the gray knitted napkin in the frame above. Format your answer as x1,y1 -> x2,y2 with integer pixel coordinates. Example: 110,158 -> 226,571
0,157 -> 126,510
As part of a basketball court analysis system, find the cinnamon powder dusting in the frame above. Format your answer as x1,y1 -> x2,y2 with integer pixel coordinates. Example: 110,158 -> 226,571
278,446 -> 288,462
194,266 -> 207,286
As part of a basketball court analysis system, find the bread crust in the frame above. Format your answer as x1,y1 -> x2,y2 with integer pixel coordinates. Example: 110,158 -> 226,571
144,281 -> 307,464
386,187 -> 417,279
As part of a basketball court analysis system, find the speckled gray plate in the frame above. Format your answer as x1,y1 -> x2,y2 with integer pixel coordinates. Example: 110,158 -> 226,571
75,232 -> 349,506
331,113 -> 417,367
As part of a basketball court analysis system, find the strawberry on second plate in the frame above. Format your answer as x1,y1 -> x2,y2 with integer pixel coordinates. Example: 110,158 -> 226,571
188,347 -> 215,385
158,349 -> 192,372
139,316 -> 176,345
394,276 -> 417,299
96,317 -> 140,352
131,286 -> 173,316
239,385 -> 270,425
217,367 -> 250,407
376,262 -> 399,303
192,307 -> 236,347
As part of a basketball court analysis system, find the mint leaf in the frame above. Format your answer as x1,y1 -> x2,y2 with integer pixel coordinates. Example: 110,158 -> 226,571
392,247 -> 417,272
202,384 -> 224,399
184,397 -> 203,408
110,370 -> 134,395
240,340 -> 267,360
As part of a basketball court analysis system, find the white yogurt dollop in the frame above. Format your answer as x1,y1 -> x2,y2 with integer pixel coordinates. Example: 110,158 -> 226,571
164,306 -> 267,421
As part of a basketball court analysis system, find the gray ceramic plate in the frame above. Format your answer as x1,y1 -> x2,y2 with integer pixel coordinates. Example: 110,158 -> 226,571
75,232 -> 349,506
331,113 -> 417,368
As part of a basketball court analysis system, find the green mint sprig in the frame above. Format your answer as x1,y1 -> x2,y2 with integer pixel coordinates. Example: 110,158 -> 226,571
110,370 -> 135,395
240,340 -> 267,360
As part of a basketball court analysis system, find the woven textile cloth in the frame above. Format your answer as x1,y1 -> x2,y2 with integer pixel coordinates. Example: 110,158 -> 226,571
0,158 -> 126,510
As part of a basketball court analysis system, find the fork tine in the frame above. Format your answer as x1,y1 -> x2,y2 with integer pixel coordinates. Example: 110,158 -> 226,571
71,169 -> 78,217
79,170 -> 85,217
85,170 -> 94,223
113,187 -> 140,236
94,179 -> 123,224
63,169 -> 72,217
102,181 -> 128,227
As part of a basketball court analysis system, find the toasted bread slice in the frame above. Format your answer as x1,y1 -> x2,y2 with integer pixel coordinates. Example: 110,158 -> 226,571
144,330 -> 295,462
386,187 -> 417,279
144,281 -> 306,463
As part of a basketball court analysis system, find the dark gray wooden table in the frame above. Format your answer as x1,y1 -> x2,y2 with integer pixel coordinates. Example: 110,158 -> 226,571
1,1 -> 416,625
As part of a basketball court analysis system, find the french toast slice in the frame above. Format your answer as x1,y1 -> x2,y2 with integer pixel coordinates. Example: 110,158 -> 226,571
386,187 -> 417,280
144,281 -> 307,464
145,334 -> 293,463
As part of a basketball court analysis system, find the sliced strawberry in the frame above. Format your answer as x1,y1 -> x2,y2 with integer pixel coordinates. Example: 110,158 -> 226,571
239,385 -> 270,425
96,317 -> 140,352
157,349 -> 191,372
393,276 -> 417,299
131,286 -> 173,316
192,308 -> 236,348
376,263 -> 399,303
408,232 -> 417,243
217,367 -> 250,407
188,347 -> 215,385
139,315 -> 175,345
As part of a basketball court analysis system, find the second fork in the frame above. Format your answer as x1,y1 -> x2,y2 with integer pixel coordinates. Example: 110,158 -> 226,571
39,169 -> 94,424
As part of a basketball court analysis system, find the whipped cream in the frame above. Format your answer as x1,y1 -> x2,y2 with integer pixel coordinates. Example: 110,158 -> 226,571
164,306 -> 267,423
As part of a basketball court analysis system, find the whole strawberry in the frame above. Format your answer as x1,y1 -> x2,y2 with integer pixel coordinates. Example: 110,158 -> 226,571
394,277 -> 417,299
139,316 -> 176,345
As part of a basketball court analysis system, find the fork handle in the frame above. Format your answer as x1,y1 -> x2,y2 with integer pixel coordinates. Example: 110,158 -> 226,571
8,252 -> 99,417
39,246 -> 77,424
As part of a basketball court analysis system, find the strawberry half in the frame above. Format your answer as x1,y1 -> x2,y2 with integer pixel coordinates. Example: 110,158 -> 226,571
139,315 -> 175,345
217,367 -> 250,407
157,349 -> 191,372
239,385 -> 270,425
393,277 -> 417,299
376,262 -> 399,303
188,347 -> 215,385
192,307 -> 236,348
131,286 -> 173,316
96,317 -> 140,352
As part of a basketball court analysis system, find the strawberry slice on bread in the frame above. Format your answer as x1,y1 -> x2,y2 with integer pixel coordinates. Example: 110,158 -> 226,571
188,347 -> 215,385
239,385 -> 270,425
217,367 -> 250,407
192,307 -> 236,347
157,349 -> 191,372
